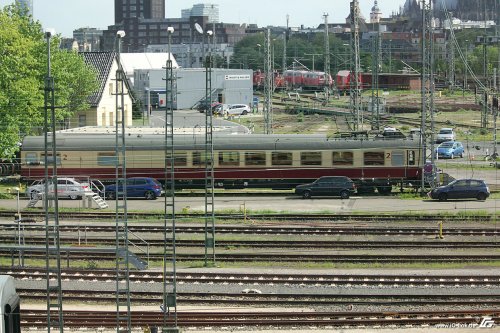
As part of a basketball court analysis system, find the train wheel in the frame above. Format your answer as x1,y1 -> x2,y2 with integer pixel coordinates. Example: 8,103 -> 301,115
69,194 -> 78,200
107,192 -> 116,200
302,190 -> 312,199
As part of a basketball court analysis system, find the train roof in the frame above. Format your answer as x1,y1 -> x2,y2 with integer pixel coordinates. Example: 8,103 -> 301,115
22,133 -> 421,152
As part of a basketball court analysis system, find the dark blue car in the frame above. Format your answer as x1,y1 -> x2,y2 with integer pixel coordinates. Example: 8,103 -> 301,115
428,179 -> 490,201
105,177 -> 163,200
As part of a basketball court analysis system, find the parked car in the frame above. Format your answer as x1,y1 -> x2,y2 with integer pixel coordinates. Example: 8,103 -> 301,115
196,100 -> 221,113
375,127 -> 406,140
436,127 -> 455,143
105,177 -> 163,200
294,176 -> 356,199
428,179 -> 490,201
26,177 -> 90,200
435,141 -> 464,159
226,104 -> 250,116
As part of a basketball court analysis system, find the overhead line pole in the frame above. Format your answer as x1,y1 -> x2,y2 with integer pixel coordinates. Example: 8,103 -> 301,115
323,13 -> 330,102
349,0 -> 362,131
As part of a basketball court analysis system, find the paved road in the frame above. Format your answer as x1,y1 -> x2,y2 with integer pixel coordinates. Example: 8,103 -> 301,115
2,194 -> 498,215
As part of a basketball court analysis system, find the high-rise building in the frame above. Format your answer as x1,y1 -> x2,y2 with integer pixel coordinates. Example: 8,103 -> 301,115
114,0 -> 165,24
16,0 -> 33,16
182,3 -> 219,23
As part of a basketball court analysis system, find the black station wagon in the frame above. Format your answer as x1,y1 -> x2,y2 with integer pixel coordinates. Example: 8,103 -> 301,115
295,176 -> 356,199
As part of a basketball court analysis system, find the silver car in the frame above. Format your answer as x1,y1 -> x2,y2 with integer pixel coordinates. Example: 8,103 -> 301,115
226,104 -> 250,115
26,177 -> 90,200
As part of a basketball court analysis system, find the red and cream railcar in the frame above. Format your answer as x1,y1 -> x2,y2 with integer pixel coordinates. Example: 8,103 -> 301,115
20,133 -> 422,191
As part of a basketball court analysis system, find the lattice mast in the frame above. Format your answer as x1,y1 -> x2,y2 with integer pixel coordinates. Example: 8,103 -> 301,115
420,0 -> 436,193
43,30 -> 64,333
283,14 -> 289,72
446,30 -> 456,93
323,13 -> 330,101
114,32 -> 132,333
162,28 -> 179,332
264,28 -> 273,134
204,32 -> 216,265
371,26 -> 382,131
349,0 -> 362,130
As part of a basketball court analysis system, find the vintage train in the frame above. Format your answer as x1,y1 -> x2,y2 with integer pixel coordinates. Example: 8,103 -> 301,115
19,132 -> 423,192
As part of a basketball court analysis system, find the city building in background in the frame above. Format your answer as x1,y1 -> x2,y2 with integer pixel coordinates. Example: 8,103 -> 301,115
114,0 -> 165,23
73,27 -> 103,52
182,3 -> 219,23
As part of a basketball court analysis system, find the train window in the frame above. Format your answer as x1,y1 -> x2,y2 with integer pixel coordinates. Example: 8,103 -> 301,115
332,151 -> 354,165
364,152 -> 385,165
219,151 -> 240,166
391,151 -> 404,166
192,151 -> 207,166
408,151 -> 416,165
97,153 -> 117,166
174,152 -> 187,166
300,152 -> 322,166
40,153 -> 61,166
25,153 -> 38,164
271,152 -> 293,166
166,152 -> 187,166
245,151 -> 266,166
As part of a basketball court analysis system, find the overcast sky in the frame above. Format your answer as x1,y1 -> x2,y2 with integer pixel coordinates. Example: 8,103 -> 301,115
0,0 -> 406,37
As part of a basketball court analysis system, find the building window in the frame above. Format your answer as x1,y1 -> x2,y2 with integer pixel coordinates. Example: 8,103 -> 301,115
300,151 -> 322,166
332,151 -> 353,165
78,115 -> 86,127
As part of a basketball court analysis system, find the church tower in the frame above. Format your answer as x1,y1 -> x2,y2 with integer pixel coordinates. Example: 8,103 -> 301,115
370,0 -> 382,23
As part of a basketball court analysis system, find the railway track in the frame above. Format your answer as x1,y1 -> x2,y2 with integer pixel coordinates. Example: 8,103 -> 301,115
3,248 -> 500,263
0,211 -> 497,222
1,236 -> 499,249
1,224 -> 499,237
18,289 -> 500,306
6,267 -> 500,287
19,309 -> 500,329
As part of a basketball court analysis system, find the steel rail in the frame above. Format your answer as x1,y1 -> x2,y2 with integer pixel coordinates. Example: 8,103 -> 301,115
5,267 -> 500,287
3,249 -> 500,263
1,224 -> 499,236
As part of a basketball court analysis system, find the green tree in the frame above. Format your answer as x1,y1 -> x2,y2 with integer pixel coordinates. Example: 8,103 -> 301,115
0,4 -> 97,158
